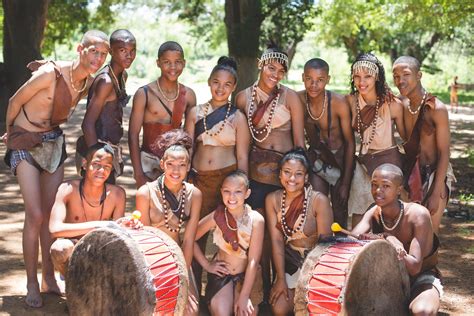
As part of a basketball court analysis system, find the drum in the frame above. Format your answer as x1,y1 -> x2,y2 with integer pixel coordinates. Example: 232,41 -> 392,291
294,240 -> 410,316
66,225 -> 188,316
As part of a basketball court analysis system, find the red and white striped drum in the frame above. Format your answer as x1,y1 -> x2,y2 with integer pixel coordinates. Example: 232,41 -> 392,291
67,225 -> 188,316
294,239 -> 410,316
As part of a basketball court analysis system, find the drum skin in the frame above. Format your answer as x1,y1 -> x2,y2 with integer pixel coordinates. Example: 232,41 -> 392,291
66,226 -> 188,316
294,240 -> 410,316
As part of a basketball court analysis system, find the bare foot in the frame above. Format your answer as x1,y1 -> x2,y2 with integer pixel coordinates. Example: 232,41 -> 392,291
26,283 -> 43,308
41,276 -> 64,296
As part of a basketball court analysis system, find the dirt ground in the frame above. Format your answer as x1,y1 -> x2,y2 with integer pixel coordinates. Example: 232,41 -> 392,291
0,102 -> 472,316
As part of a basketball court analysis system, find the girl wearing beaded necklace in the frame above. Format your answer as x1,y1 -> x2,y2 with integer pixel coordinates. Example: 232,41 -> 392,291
193,170 -> 264,316
135,130 -> 201,315
347,53 -> 406,228
185,57 -> 251,295
265,149 -> 333,315
235,47 -> 305,211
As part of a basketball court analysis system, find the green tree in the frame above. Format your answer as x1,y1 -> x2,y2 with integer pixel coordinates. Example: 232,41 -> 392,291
168,0 -> 318,92
0,0 -> 124,126
317,0 -> 474,67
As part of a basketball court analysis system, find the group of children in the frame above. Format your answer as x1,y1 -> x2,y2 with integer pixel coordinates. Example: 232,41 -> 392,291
3,28 -> 454,316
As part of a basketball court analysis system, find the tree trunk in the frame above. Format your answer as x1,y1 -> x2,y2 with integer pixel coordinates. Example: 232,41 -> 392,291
1,0 -> 49,130
224,0 -> 263,94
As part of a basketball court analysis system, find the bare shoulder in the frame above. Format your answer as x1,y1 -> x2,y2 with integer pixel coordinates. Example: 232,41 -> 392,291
331,92 -> 350,112
107,184 -> 126,200
91,75 -> 114,94
136,182 -> 151,198
184,85 -> 197,107
405,202 -> 431,224
345,93 -> 356,108
235,89 -> 247,110
311,190 -> 331,210
433,97 -> 448,112
296,89 -> 306,103
58,180 -> 79,196
234,109 -> 247,122
265,190 -> 279,208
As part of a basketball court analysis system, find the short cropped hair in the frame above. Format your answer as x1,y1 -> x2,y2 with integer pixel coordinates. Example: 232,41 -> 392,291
373,163 -> 404,185
110,29 -> 136,46
158,41 -> 184,58
304,58 -> 330,73
81,30 -> 109,46
393,56 -> 421,72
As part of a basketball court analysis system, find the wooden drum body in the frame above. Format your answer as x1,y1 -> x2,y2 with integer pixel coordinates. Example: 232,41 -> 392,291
66,226 -> 188,316
295,240 -> 410,316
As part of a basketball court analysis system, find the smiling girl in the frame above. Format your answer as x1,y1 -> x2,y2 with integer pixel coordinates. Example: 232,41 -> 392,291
135,129 -> 201,315
265,149 -> 333,315
346,53 -> 406,227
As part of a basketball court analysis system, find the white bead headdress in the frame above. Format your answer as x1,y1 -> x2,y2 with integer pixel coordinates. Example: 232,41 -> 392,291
352,60 -> 379,79
258,51 -> 289,70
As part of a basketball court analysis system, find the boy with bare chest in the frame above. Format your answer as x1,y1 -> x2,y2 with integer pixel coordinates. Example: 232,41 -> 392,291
129,41 -> 196,188
3,30 -> 109,308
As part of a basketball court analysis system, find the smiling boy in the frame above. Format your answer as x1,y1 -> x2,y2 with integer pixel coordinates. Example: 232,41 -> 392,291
3,30 -> 109,308
129,41 -> 196,188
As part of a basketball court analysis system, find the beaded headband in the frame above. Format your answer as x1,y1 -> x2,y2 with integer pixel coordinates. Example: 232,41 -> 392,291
258,51 -> 289,70
352,60 -> 379,79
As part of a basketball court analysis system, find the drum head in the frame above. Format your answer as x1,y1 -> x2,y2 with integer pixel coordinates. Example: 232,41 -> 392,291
344,239 -> 410,316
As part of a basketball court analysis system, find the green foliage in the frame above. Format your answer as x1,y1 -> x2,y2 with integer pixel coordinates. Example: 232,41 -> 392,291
466,149 -> 474,168
42,0 -> 126,56
317,0 -> 474,64
261,1 -> 319,52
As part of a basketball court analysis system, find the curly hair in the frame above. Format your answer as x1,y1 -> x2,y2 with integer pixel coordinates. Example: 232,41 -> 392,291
150,129 -> 193,160
350,53 -> 393,101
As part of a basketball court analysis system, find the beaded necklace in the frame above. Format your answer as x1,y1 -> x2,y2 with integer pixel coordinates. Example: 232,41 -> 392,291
280,187 -> 310,240
156,78 -> 179,102
203,101 -> 232,137
157,176 -> 187,233
247,83 -> 280,143
108,64 -> 125,92
407,90 -> 427,115
306,91 -> 327,121
79,179 -> 106,222
355,94 -> 381,147
379,200 -> 404,231
224,207 -> 238,231
69,61 -> 88,93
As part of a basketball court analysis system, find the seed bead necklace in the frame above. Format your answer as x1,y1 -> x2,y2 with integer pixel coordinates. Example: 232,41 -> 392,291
108,64 -> 125,92
156,78 -> 179,102
224,207 -> 238,231
306,91 -> 327,121
280,187 -> 310,240
158,177 -> 187,233
407,90 -> 427,115
355,94 -> 381,147
247,83 -> 280,143
69,61 -> 88,93
379,200 -> 404,231
203,101 -> 232,137
79,179 -> 106,222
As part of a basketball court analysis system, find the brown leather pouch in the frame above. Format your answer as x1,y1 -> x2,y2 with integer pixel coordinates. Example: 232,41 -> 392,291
7,126 -> 42,150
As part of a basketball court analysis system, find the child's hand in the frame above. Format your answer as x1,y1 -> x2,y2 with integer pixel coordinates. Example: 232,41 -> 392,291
269,277 -> 289,306
234,294 -> 254,316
